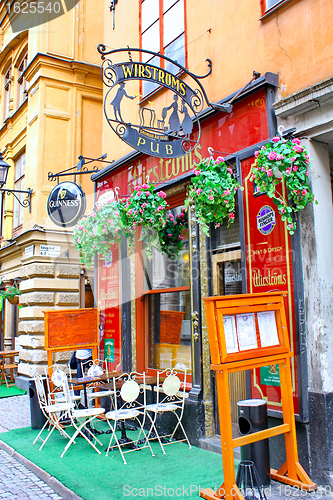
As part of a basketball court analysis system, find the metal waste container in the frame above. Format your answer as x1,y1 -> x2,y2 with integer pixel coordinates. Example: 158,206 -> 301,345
29,378 -> 47,430
237,399 -> 270,486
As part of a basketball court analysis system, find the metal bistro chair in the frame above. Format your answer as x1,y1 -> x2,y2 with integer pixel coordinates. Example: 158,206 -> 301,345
32,371 -> 74,451
46,364 -> 82,409
86,359 -> 115,409
55,370 -> 106,457
105,372 -> 155,464
145,368 -> 191,454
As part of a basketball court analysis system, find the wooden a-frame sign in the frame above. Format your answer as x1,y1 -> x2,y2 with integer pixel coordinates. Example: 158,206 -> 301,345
200,291 -> 316,500
44,308 -> 99,370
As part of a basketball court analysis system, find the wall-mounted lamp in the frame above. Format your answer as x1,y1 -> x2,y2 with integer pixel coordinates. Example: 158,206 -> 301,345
0,153 -> 32,212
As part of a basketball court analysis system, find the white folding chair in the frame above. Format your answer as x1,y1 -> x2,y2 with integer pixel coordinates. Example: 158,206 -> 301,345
145,368 -> 192,454
32,371 -> 74,451
105,372 -> 155,464
46,364 -> 82,408
86,360 -> 115,408
55,371 -> 106,457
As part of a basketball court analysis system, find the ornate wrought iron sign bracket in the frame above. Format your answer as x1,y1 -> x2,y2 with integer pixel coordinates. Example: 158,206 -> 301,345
97,45 -> 234,159
3,188 -> 32,212
48,154 -> 111,184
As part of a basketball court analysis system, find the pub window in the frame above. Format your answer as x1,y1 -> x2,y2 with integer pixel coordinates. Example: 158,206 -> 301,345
140,0 -> 186,97
4,65 -> 12,119
142,203 -> 191,374
17,52 -> 28,107
13,152 -> 25,228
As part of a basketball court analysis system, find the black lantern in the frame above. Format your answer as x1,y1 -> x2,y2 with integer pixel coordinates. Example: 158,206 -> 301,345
0,152 -> 32,212
0,153 -> 10,189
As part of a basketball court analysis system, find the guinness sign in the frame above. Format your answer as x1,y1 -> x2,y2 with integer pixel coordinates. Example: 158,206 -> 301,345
98,46 -> 230,159
47,182 -> 86,227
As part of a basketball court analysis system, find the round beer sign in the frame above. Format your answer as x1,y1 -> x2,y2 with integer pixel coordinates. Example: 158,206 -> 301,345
47,182 -> 86,227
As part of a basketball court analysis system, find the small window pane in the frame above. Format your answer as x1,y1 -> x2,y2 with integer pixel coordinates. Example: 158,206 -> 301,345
141,0 -> 160,32
163,1 -> 184,47
142,21 -> 160,54
266,0 -> 281,9
142,56 -> 160,95
165,34 -> 185,73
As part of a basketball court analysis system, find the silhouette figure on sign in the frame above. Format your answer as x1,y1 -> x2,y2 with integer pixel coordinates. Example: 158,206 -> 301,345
180,100 -> 193,138
111,82 -> 136,122
162,95 -> 181,134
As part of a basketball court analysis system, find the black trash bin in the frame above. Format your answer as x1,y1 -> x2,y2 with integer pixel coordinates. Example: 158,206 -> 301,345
29,378 -> 47,430
237,399 -> 270,486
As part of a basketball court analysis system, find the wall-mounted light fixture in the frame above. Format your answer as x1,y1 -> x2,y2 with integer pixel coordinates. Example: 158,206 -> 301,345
0,153 -> 32,212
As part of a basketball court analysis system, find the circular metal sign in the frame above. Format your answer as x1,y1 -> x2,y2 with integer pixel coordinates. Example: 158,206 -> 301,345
47,182 -> 86,227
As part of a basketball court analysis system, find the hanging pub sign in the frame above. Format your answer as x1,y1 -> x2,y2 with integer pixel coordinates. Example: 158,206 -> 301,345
97,45 -> 232,158
47,181 -> 86,227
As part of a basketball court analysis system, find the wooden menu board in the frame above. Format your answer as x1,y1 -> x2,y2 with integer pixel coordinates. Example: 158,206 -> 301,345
204,291 -> 290,365
44,308 -> 99,352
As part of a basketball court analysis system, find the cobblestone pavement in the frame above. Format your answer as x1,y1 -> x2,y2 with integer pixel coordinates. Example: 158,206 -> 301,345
0,394 -> 31,433
0,394 -> 71,500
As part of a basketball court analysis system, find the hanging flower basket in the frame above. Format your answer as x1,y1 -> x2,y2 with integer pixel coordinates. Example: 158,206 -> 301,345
186,156 -> 243,236
118,183 -> 168,259
158,208 -> 188,259
0,285 -> 22,310
251,137 -> 317,234
73,200 -> 126,268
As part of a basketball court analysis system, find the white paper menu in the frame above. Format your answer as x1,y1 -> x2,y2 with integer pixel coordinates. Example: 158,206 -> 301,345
257,310 -> 279,347
223,315 -> 239,353
236,313 -> 258,350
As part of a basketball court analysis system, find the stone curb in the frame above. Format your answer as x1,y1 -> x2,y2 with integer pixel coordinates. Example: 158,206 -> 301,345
0,439 -> 84,500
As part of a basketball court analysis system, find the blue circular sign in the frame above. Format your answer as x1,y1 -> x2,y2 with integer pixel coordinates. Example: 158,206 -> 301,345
257,205 -> 276,235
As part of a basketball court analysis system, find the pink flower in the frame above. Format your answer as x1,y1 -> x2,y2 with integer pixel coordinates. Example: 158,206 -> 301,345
146,192 -> 150,197
261,146 -> 266,150
180,213 -> 185,218
102,229 -> 106,234
229,212 -> 235,220
281,208 -> 286,214
227,167 -> 233,175
292,138 -> 301,145
302,188 -> 307,195
193,169 -> 201,176
261,167 -> 266,172
208,194 -> 214,201
272,137 -> 280,143
158,191 -> 166,198
178,235 -> 184,240
142,183 -> 149,189
256,187 -> 260,192
168,233 -> 172,238
134,185 -> 141,191
196,188 -> 203,195
142,203 -> 147,208
215,156 -> 224,163
276,154 -> 284,161
292,166 -> 298,172
224,200 -> 228,204
267,151 -> 277,161
254,151 -> 260,158
293,145 -> 303,153
223,189 -> 231,195
128,209 -> 133,214
290,157 -> 296,162
305,171 -> 308,176
115,211 -> 119,216
140,209 -> 143,214
157,205 -> 164,211
285,168 -> 292,175
267,169 -> 273,176
216,223 -> 221,228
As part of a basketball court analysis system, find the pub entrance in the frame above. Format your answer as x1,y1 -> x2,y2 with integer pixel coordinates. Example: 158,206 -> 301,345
209,200 -> 246,437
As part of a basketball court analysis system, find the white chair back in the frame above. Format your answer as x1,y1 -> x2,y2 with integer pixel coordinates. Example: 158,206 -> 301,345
34,372 -> 48,408
121,379 -> 140,402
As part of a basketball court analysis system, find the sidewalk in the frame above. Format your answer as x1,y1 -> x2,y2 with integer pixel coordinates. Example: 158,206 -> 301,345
0,392 -> 331,500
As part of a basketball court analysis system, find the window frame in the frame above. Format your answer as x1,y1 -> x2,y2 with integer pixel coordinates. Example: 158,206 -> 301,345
3,64 -> 12,120
260,0 -> 290,18
17,51 -> 28,107
135,190 -> 191,380
139,0 -> 187,99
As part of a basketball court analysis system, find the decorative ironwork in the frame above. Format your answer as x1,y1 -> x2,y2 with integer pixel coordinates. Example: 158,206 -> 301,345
48,154 -> 111,183
191,311 -> 199,342
97,46 -> 235,159
2,188 -> 32,212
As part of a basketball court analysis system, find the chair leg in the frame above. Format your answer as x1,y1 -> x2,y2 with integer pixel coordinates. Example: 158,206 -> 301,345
146,412 -> 166,454
134,416 -> 155,458
169,413 -> 192,448
61,416 -> 103,458
33,418 -> 51,445
105,419 -> 127,464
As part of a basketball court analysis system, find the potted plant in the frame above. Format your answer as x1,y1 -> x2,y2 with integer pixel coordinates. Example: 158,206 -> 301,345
0,285 -> 22,309
251,136 -> 317,234
118,183 -> 168,259
158,208 -> 188,259
186,156 -> 243,236
72,200 -> 126,268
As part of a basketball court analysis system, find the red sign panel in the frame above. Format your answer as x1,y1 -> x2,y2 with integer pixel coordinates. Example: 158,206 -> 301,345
98,244 -> 122,372
242,157 -> 299,414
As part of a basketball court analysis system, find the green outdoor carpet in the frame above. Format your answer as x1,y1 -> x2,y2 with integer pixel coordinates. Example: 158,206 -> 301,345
0,421 -> 238,500
0,384 -> 26,398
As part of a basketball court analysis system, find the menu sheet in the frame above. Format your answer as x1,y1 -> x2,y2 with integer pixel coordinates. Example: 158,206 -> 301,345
257,310 -> 279,347
236,313 -> 258,350
223,315 -> 238,353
